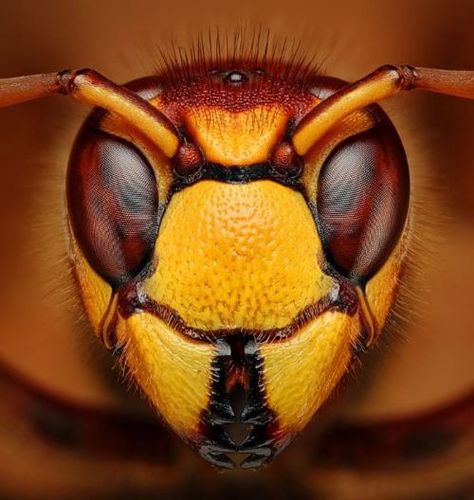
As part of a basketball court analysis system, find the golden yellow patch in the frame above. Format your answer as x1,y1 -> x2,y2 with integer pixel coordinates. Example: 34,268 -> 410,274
145,180 -> 333,330
121,313 -> 215,439
184,106 -> 287,165
365,225 -> 409,323
261,311 -> 360,436
69,234 -> 112,334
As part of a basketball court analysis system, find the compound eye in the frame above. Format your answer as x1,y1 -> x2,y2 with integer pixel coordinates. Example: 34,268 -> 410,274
316,121 -> 409,282
67,128 -> 158,287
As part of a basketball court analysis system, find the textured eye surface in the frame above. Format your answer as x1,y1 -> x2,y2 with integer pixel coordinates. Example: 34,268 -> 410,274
316,120 -> 409,281
67,127 -> 158,287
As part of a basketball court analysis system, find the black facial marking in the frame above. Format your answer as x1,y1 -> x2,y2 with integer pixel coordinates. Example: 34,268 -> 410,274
238,340 -> 278,469
198,337 -> 278,470
198,340 -> 237,469
171,162 -> 304,194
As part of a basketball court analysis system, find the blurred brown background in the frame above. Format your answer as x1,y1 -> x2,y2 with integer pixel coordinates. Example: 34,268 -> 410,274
0,0 -> 473,498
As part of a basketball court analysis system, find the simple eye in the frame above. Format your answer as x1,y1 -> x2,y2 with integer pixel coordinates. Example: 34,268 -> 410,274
316,120 -> 409,282
67,127 -> 158,287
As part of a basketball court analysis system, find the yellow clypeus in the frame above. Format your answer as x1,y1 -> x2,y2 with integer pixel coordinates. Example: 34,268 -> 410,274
144,180 -> 334,331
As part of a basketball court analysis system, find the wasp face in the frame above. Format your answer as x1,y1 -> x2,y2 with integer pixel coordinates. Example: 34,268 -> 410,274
67,63 -> 409,468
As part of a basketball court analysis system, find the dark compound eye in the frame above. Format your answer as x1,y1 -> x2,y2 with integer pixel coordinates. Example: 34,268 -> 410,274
67,126 -> 158,288
316,119 -> 409,282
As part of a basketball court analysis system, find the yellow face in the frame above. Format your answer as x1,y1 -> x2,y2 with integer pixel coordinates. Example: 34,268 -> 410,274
67,67 -> 410,469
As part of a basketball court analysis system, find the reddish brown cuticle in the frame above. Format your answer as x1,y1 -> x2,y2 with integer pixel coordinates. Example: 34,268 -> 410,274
270,141 -> 302,175
172,142 -> 204,176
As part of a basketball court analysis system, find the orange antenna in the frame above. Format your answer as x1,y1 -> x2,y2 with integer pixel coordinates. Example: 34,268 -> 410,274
0,69 -> 180,158
293,65 -> 474,156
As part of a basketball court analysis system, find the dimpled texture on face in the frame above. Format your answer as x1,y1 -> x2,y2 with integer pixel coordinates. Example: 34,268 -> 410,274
144,180 -> 334,331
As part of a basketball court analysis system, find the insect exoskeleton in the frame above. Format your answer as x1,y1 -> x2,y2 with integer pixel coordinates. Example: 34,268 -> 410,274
66,61 -> 410,469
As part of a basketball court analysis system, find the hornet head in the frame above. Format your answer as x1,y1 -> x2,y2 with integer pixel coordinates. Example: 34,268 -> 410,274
67,58 -> 409,468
